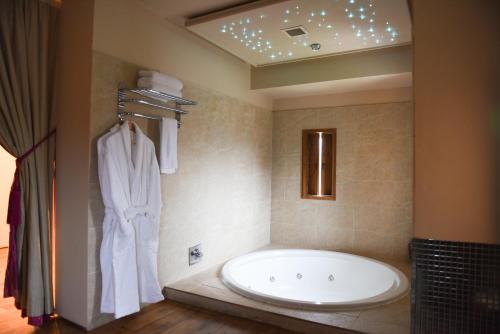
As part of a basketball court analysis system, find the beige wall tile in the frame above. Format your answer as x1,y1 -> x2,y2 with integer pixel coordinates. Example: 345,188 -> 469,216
272,102 -> 413,261
88,51 -> 272,328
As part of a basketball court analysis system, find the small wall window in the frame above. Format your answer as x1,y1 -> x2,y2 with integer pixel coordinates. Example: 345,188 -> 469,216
301,128 -> 336,200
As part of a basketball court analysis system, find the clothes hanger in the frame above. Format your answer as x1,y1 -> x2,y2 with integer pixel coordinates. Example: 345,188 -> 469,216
118,114 -> 136,135
128,120 -> 136,133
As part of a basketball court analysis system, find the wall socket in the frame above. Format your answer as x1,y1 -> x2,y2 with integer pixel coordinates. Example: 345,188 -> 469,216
189,244 -> 203,266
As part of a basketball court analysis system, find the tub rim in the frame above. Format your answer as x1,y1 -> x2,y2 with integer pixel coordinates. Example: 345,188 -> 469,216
220,248 -> 409,311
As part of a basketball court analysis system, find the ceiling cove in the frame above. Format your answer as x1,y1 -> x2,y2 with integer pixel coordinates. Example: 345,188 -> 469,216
186,0 -> 412,66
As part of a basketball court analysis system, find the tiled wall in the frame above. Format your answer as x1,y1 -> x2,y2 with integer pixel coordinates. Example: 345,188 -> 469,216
87,51 -> 272,329
271,103 -> 413,260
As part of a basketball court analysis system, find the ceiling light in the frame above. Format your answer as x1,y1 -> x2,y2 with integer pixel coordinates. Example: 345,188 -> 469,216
310,43 -> 321,51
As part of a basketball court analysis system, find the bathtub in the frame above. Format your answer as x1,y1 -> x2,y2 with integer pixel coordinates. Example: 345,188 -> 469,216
221,249 -> 409,310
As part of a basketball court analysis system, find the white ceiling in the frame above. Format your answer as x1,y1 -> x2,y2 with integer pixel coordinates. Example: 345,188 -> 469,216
255,72 -> 412,98
138,0 -> 253,25
185,0 -> 412,66
136,0 -> 412,99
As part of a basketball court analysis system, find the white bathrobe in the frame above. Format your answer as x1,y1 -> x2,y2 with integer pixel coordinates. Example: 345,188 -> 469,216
97,122 -> 163,318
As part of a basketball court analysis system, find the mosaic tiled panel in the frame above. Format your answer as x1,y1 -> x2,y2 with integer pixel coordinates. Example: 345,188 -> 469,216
411,238 -> 500,334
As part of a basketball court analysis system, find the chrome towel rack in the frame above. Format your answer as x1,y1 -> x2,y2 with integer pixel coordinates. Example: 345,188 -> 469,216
117,84 -> 197,128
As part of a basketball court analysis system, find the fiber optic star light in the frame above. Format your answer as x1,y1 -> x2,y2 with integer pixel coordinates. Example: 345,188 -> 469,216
186,0 -> 411,66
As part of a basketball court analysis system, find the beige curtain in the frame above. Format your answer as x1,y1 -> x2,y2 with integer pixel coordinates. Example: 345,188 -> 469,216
0,0 -> 58,325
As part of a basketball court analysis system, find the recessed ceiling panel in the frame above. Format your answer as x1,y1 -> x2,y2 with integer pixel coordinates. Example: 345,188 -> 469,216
186,0 -> 411,66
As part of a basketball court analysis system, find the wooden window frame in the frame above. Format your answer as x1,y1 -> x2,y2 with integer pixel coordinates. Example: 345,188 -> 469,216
301,128 -> 337,201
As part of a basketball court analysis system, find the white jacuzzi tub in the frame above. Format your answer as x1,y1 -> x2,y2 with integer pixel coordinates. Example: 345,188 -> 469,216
221,249 -> 409,310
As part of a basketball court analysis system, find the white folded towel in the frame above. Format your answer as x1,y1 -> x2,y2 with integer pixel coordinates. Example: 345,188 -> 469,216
138,70 -> 183,91
137,77 -> 183,98
160,117 -> 178,174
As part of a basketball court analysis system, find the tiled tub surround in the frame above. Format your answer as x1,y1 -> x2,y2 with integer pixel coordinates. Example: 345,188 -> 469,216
87,51 -> 273,328
272,103 -> 414,260
165,246 -> 411,334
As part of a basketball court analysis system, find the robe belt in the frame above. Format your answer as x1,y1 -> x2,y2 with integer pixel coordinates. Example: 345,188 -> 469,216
124,205 -> 151,221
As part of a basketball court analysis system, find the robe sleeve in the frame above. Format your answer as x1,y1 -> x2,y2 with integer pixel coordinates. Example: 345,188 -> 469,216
99,139 -> 132,234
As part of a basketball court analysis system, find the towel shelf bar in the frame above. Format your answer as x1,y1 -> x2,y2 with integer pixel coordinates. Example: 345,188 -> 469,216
129,88 -> 196,106
117,84 -> 197,128
121,98 -> 189,114
117,111 -> 183,126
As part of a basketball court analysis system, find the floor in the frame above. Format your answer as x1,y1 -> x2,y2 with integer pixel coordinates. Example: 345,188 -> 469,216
166,245 -> 411,334
0,248 -> 295,334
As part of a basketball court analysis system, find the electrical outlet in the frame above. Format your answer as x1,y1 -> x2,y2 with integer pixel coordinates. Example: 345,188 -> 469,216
189,244 -> 203,266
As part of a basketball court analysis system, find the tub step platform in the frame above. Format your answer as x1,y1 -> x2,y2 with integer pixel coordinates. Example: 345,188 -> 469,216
163,260 -> 411,334
163,286 -> 355,334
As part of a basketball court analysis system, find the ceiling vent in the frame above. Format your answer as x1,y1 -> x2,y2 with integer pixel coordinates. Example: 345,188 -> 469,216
282,25 -> 308,38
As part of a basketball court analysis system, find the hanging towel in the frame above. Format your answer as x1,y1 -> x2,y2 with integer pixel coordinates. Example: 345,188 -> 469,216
137,77 -> 183,98
138,70 -> 183,91
160,117 -> 178,174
